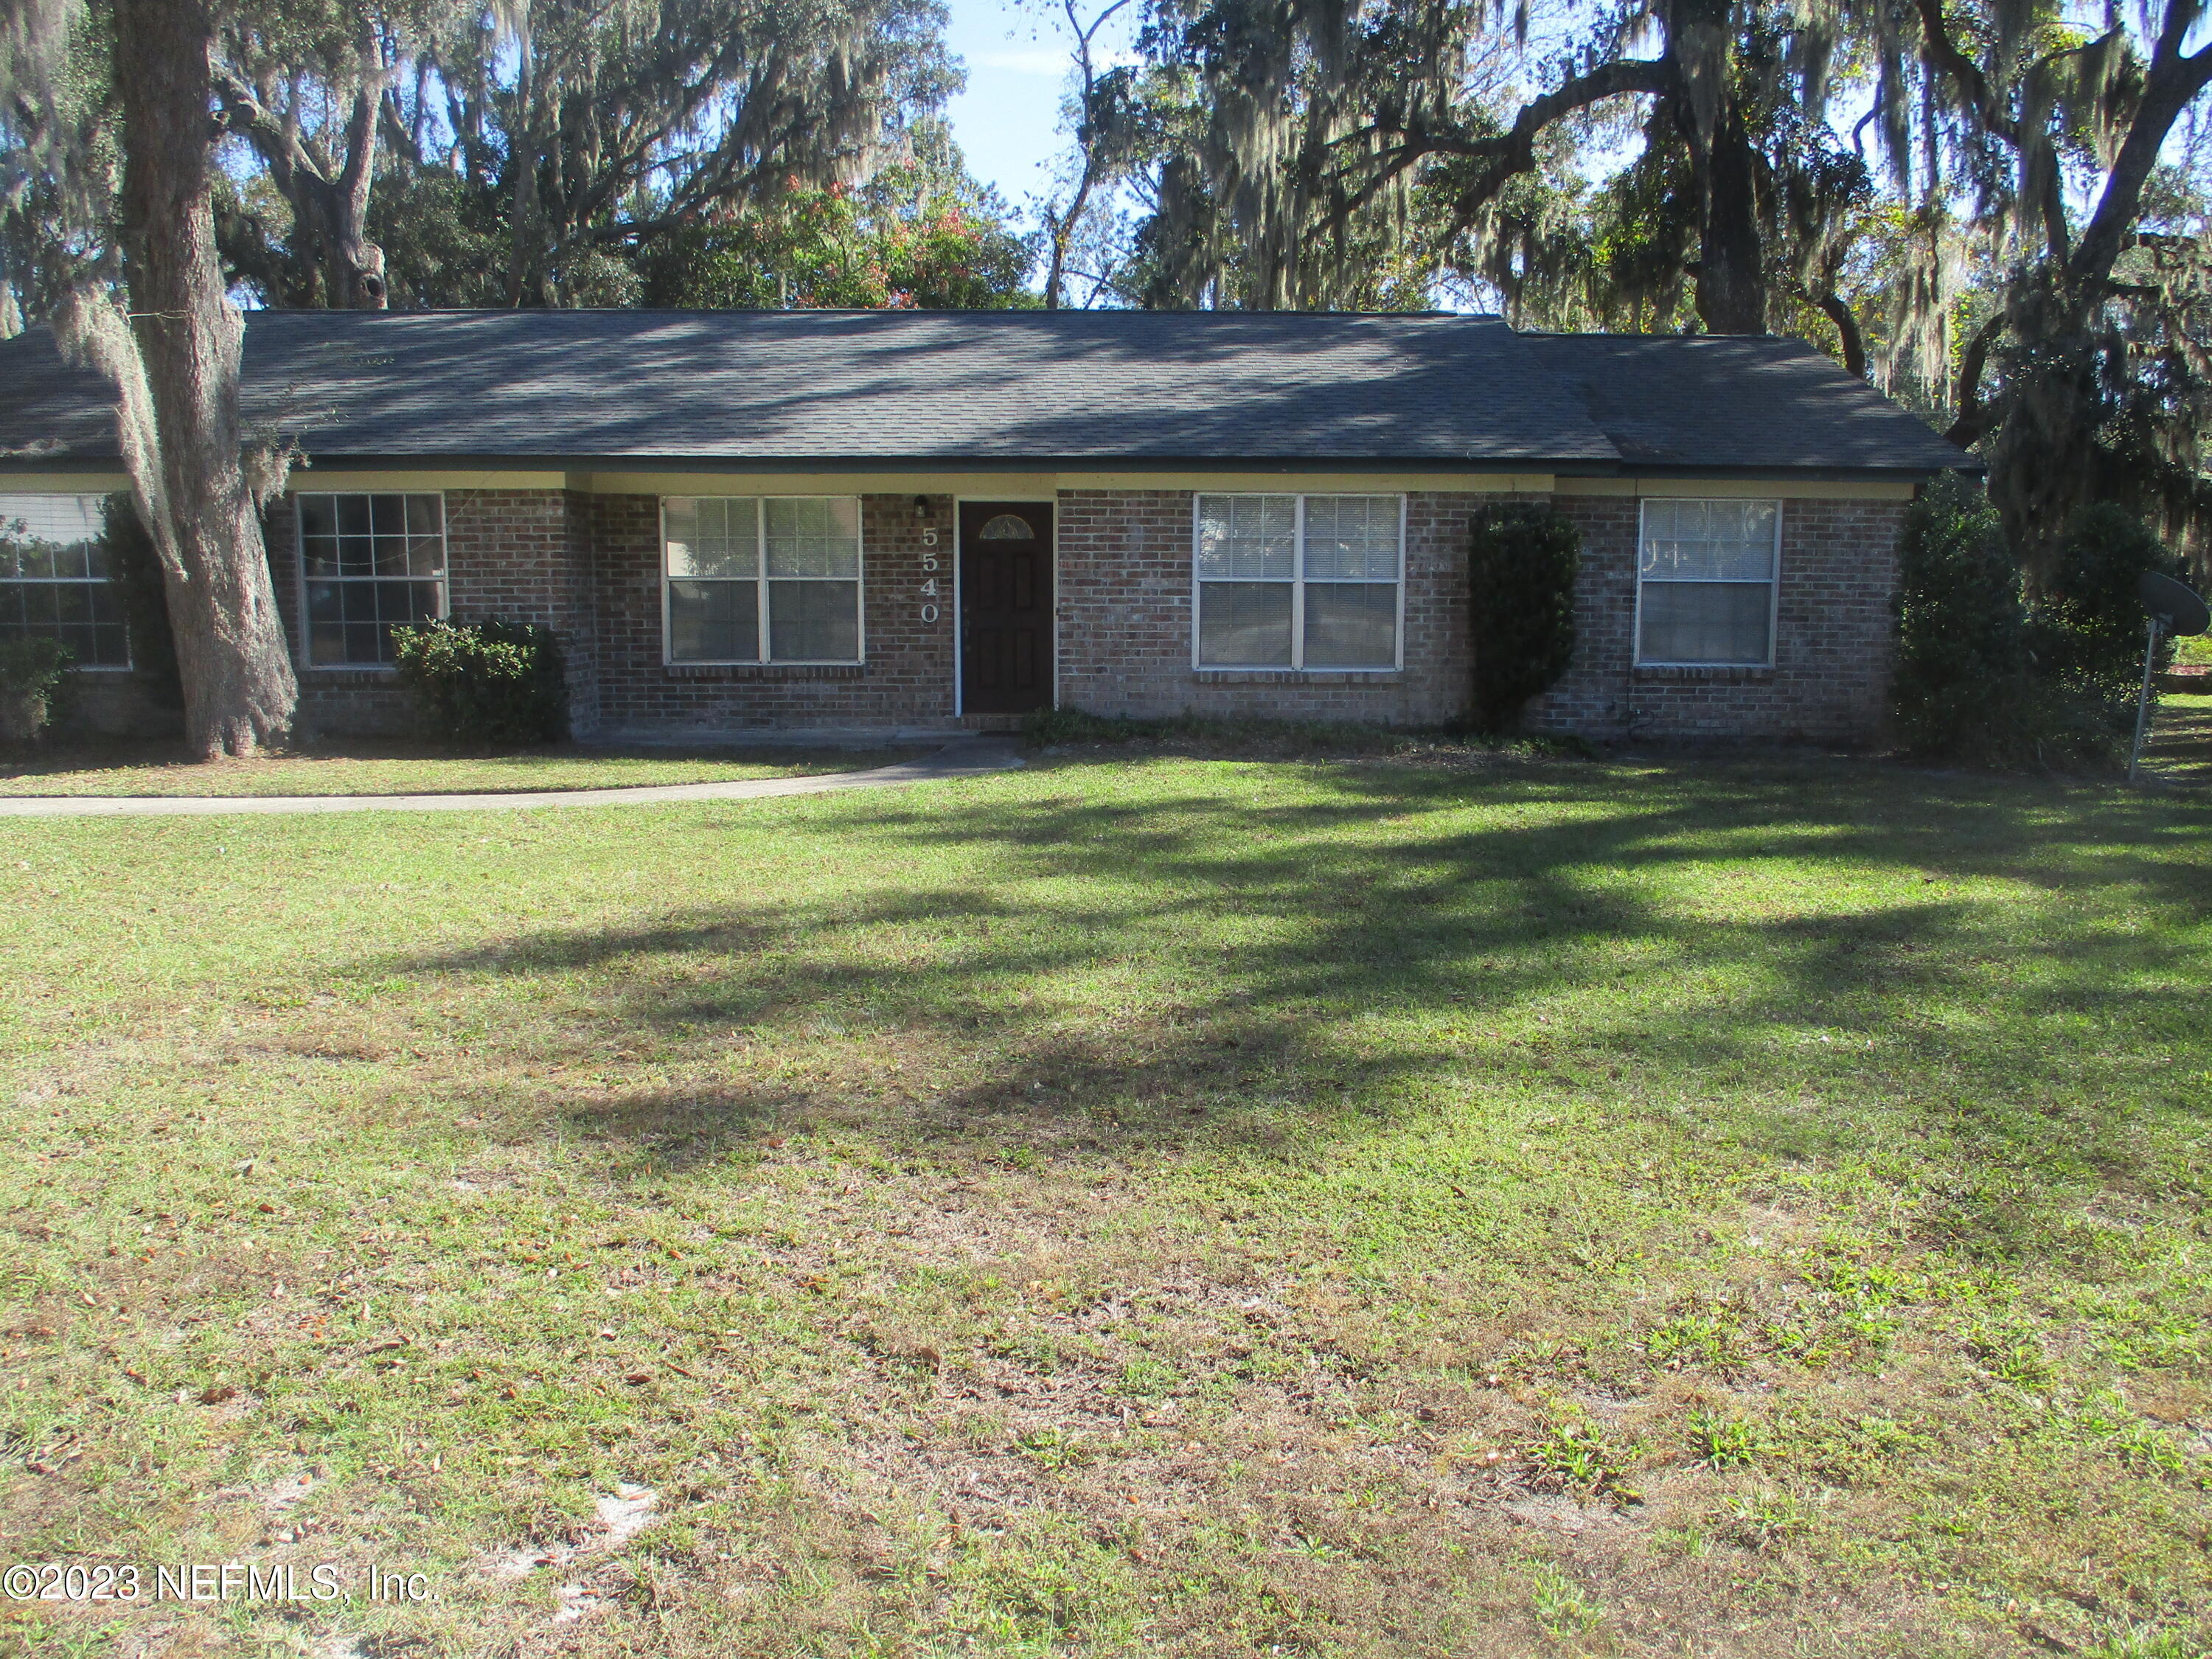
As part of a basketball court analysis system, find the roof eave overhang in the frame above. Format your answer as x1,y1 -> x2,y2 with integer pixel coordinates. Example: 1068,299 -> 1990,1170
0,451 -> 1983,479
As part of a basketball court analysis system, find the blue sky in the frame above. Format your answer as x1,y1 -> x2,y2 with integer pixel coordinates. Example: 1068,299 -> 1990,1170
941,0 -> 1138,214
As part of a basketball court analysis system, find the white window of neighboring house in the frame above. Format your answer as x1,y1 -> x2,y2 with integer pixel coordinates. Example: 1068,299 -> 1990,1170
1192,493 -> 1404,669
295,493 -> 448,667
0,493 -> 131,669
662,496 -> 863,664
1636,498 -> 1781,667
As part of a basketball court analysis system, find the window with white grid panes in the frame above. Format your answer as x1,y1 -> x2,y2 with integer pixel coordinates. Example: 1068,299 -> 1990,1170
296,493 -> 448,667
1635,498 -> 1781,666
0,494 -> 130,668
662,497 -> 862,664
1193,494 -> 1402,669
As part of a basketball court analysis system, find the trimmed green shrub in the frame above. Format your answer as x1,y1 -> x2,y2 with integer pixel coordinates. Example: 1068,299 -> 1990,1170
1891,474 -> 2036,761
0,636 -> 72,742
1467,501 -> 1580,731
1891,475 -> 2160,768
391,619 -> 568,746
2032,502 -> 2183,731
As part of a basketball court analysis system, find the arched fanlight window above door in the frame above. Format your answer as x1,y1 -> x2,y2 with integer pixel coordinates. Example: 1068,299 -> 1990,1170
977,513 -> 1034,540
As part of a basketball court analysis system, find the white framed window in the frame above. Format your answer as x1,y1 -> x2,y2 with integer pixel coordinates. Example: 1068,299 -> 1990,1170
0,493 -> 131,669
295,493 -> 448,667
1635,498 -> 1781,667
662,497 -> 863,665
1192,493 -> 1404,669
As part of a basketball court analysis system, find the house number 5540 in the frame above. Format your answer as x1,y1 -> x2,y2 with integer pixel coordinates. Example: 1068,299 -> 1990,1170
920,526 -> 941,623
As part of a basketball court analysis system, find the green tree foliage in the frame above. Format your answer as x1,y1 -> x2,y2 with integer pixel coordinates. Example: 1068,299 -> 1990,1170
1892,474 -> 2037,762
209,1 -> 465,311
373,0 -> 955,309
189,0 -> 964,312
1891,475 -> 2177,766
1057,0 -> 2212,574
637,128 -> 1037,310
2,0 -> 304,755
1466,501 -> 1580,731
2033,503 -> 2185,724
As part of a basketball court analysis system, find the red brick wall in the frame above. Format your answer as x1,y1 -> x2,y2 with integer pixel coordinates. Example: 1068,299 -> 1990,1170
1055,488 -> 1498,725
589,492 -> 959,737
1524,495 -> 1905,742
271,487 -> 599,738
257,482 -> 1907,746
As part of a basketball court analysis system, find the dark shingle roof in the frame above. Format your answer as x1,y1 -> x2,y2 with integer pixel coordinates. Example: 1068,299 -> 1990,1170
1522,331 -> 1969,472
0,308 -> 1969,474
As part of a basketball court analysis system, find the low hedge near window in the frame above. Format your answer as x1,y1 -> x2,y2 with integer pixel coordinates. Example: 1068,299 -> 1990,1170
391,619 -> 569,748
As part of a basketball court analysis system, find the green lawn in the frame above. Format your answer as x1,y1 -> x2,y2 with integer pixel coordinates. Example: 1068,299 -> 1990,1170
0,741 -> 927,798
2151,692 -> 2212,787
1,741 -> 2208,1658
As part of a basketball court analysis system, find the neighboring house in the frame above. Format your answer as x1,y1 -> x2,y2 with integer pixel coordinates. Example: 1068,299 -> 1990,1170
0,309 -> 1969,744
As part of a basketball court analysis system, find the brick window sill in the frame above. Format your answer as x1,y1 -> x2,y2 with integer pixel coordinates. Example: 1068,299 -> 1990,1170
1632,665 -> 1775,685
301,667 -> 399,684
664,663 -> 867,681
1190,669 -> 1403,686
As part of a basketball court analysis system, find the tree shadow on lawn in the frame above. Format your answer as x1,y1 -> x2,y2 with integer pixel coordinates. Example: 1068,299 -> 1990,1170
375,753 -> 2211,1237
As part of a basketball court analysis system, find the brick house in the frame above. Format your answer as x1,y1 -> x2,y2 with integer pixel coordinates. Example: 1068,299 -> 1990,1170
0,310 -> 1969,743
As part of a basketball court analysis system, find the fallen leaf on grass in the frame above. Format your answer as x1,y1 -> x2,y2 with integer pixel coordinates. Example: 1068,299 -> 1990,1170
198,1384 -> 237,1405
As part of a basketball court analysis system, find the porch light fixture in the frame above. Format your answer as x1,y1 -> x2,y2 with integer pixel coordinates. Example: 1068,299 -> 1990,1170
912,494 -> 931,522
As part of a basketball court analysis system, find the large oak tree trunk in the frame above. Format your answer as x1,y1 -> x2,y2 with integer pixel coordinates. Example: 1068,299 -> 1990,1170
116,0 -> 297,758
1694,98 -> 1768,335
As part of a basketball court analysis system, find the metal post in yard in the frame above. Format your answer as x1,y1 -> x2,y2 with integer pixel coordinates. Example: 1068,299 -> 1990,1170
2129,616 -> 2163,785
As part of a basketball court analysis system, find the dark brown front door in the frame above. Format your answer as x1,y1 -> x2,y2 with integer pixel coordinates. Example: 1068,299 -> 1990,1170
959,501 -> 1054,714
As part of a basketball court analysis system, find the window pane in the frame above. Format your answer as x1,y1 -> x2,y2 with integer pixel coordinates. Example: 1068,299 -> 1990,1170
303,577 -> 442,665
668,579 -> 760,662
1303,496 -> 1399,580
765,498 -> 858,578
0,495 -> 130,667
1640,498 -> 1778,581
768,579 -> 859,661
378,581 -> 440,627
1304,582 -> 1397,666
1197,495 -> 1295,580
1639,582 -> 1772,664
403,495 -> 442,538
368,495 -> 408,538
373,531 -> 415,576
298,495 -> 341,574
664,497 -> 698,553
667,497 -> 759,579
0,494 -> 103,580
1198,581 -> 1293,666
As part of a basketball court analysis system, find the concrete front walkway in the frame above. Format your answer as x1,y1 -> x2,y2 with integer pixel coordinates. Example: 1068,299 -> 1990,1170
0,737 -> 1023,818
